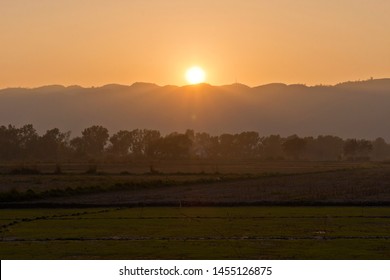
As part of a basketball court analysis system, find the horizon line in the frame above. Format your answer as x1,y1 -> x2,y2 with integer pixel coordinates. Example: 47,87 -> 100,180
1,77 -> 390,91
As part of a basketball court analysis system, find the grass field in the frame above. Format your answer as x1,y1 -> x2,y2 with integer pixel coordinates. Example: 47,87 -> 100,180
1,207 -> 390,259
1,161 -> 390,259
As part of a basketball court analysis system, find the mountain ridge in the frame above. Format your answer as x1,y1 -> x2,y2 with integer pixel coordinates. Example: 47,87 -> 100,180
1,79 -> 390,140
3,78 -> 390,92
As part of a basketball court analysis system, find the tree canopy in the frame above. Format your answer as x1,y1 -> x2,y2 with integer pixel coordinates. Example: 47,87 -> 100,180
0,124 -> 389,162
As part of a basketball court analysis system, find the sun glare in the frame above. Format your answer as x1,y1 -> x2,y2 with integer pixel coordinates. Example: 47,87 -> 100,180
185,66 -> 206,85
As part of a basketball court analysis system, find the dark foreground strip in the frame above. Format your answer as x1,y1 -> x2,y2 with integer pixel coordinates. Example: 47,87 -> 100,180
2,236 -> 390,242
2,201 -> 390,209
6,215 -> 389,220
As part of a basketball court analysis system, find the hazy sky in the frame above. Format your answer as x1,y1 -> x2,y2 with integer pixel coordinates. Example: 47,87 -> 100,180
1,0 -> 390,88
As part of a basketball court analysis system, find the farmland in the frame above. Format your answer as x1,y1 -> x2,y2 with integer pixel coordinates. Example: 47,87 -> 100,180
0,160 -> 390,259
1,207 -> 390,259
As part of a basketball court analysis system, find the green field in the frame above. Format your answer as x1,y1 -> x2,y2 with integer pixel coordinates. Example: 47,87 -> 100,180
1,161 -> 390,259
1,207 -> 390,259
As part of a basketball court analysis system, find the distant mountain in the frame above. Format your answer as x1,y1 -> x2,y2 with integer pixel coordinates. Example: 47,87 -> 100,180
1,79 -> 390,140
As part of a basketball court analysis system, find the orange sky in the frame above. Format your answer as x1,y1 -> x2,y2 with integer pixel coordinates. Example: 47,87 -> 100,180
1,0 -> 390,88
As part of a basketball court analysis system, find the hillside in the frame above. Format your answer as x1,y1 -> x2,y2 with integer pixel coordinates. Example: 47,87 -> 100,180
1,79 -> 390,139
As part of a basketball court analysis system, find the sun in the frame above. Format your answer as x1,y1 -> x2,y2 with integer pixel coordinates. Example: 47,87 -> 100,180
185,66 -> 206,84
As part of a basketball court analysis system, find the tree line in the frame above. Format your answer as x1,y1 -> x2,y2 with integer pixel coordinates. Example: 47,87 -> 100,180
1,124 -> 389,162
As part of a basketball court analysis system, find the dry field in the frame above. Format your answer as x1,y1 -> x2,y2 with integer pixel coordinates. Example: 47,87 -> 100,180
0,161 -> 389,207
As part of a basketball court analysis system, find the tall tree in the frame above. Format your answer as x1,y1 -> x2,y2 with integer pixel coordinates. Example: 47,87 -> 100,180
18,124 -> 39,159
38,128 -> 71,161
344,139 -> 373,160
236,131 -> 260,158
109,130 -> 133,157
0,125 -> 19,160
260,135 -> 284,160
283,135 -> 307,160
71,125 -> 109,158
156,132 -> 192,159
193,132 -> 219,158
218,133 -> 236,158
372,137 -> 390,160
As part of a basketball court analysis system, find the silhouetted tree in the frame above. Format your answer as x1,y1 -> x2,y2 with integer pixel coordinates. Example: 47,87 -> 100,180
283,135 -> 307,160
344,139 -> 359,159
125,129 -> 161,158
142,129 -> 161,158
109,130 -> 133,157
70,125 -> 109,158
372,137 -> 390,160
156,132 -> 192,158
128,129 -> 144,157
218,133 -> 236,158
357,140 -> 373,159
37,128 -> 71,161
304,135 -> 344,160
192,132 -> 219,158
260,135 -> 284,160
18,124 -> 39,159
0,123 -> 385,162
344,139 -> 373,160
70,136 -> 84,158
236,131 -> 260,158
0,125 -> 19,160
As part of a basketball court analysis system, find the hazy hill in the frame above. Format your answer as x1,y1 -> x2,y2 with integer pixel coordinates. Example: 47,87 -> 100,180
1,79 -> 390,140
